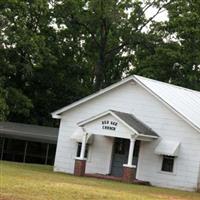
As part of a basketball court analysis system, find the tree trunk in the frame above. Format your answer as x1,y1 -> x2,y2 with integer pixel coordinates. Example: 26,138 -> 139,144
94,50 -> 105,91
94,0 -> 107,91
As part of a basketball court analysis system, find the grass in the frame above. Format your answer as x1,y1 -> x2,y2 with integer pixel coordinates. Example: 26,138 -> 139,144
0,161 -> 200,200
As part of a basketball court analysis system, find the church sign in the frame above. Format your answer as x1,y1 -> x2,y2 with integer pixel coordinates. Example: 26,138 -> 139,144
102,120 -> 118,131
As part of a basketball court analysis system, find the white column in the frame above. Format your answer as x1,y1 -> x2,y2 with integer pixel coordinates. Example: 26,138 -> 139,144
124,135 -> 136,167
80,132 -> 88,160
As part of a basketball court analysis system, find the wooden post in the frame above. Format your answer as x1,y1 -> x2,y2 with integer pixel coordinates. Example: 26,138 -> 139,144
45,143 -> 49,165
0,137 -> 5,160
23,141 -> 28,163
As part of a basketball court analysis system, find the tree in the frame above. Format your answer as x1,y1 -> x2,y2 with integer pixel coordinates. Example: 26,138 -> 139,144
0,0 -> 51,122
131,24 -> 183,82
133,0 -> 200,90
0,0 -> 90,125
0,0 -> 174,125
53,0 -> 170,90
165,0 -> 200,89
0,88 -> 9,121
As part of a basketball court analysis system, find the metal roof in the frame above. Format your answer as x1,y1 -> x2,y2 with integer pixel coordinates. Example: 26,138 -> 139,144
134,75 -> 200,132
52,75 -> 200,133
0,122 -> 58,144
154,139 -> 180,156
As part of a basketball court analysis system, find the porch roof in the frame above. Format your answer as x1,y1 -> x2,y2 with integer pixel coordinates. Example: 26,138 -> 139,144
78,110 -> 158,138
110,110 -> 158,137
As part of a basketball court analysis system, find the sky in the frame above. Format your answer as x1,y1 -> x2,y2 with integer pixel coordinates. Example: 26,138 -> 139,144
146,6 -> 168,22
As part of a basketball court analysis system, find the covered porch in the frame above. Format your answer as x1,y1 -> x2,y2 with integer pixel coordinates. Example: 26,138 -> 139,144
72,110 -> 159,183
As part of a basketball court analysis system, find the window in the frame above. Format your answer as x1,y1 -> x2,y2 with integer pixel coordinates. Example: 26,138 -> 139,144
76,143 -> 89,158
161,155 -> 175,172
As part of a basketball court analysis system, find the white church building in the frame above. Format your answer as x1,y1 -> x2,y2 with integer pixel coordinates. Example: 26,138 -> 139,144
52,75 -> 200,191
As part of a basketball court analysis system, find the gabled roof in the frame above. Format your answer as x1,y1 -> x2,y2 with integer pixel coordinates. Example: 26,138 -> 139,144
52,75 -> 200,133
0,122 -> 58,144
78,110 -> 158,138
111,110 -> 158,137
51,76 -> 134,118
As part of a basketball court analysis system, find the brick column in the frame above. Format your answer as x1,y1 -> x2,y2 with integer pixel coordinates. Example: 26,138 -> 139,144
122,135 -> 137,183
74,158 -> 86,176
122,165 -> 136,183
74,132 -> 87,176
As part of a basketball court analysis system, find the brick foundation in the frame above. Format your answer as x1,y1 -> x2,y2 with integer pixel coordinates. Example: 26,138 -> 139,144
122,166 -> 136,183
74,159 -> 86,176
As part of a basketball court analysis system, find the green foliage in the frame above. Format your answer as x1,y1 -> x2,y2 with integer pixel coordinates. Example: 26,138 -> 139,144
134,0 -> 200,90
1,0 -> 200,125
165,0 -> 200,89
132,30 -> 183,82
0,0 -> 51,123
0,0 -> 91,125
54,0 -> 156,90
6,87 -> 33,119
0,88 -> 9,121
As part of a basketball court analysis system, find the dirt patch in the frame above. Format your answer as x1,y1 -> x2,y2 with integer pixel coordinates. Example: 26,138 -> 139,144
0,197 -> 12,200
155,194 -> 189,200
0,195 -> 20,200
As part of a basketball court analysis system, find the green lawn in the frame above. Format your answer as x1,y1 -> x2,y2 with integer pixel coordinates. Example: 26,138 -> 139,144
0,161 -> 200,200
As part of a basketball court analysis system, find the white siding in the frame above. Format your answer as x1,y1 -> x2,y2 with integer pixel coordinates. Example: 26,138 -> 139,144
54,81 -> 200,191
86,135 -> 114,174
197,164 -> 200,191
